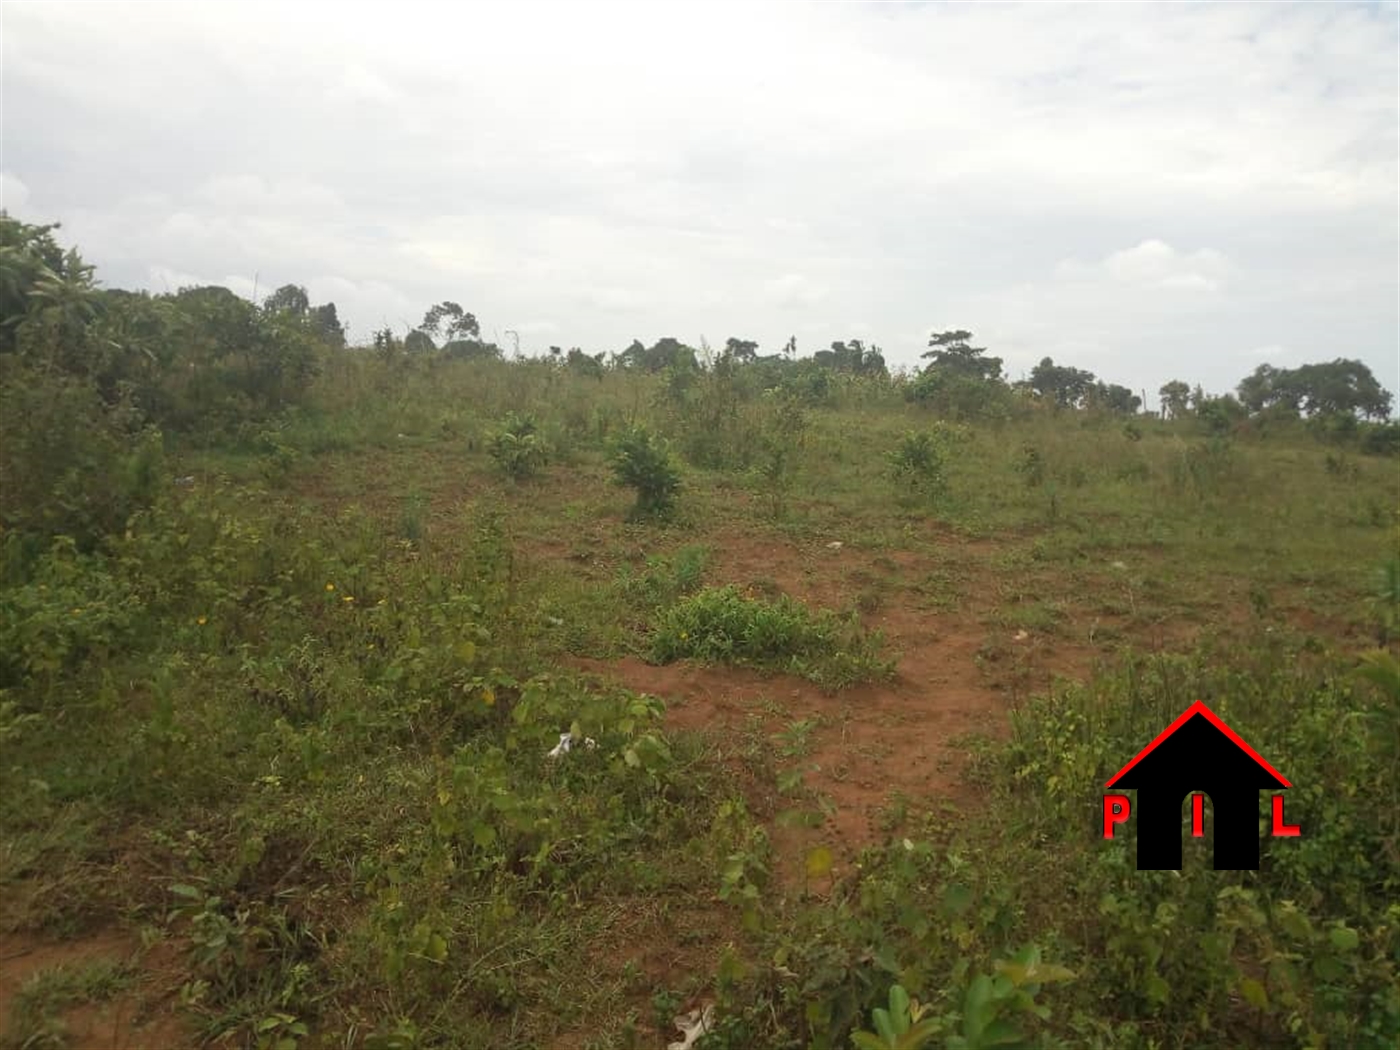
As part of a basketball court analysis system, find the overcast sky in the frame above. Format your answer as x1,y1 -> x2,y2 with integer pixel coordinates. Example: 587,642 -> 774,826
2,1 -> 1397,402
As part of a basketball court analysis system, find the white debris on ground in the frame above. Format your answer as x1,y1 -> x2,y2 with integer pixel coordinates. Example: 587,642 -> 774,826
667,1004 -> 715,1050
826,541 -> 843,550
1111,560 -> 1128,571
546,732 -> 597,759
1014,630 -> 1029,642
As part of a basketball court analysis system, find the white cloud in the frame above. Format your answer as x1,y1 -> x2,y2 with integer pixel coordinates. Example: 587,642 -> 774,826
1,172 -> 31,214
0,0 -> 1394,398
1055,240 -> 1232,293
766,274 -> 828,309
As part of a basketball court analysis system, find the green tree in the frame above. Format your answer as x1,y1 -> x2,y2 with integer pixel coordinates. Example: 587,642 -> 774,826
1236,364 -> 1297,415
922,330 -> 1003,381
263,283 -> 310,318
421,301 -> 479,342
1159,380 -> 1191,420
1289,359 -> 1390,420
309,302 -> 345,348
0,215 -> 76,356
724,337 -> 759,364
1090,382 -> 1142,414
566,348 -> 606,379
616,337 -> 697,373
1030,357 -> 1096,408
1236,360 -> 1390,420
404,329 -> 436,354
815,339 -> 887,377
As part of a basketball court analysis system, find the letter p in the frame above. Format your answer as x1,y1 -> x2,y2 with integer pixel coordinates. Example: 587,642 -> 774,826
1103,794 -> 1131,838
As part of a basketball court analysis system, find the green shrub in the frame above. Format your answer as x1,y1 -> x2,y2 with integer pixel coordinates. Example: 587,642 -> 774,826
487,412 -> 551,480
618,546 -> 710,608
887,427 -> 966,500
1018,443 -> 1045,487
0,361 -> 164,548
0,536 -> 142,692
1360,421 -> 1400,457
907,371 -> 1014,422
651,585 -> 891,687
609,425 -> 681,519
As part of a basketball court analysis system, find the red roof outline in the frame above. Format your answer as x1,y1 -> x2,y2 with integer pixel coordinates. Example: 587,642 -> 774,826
1105,700 -> 1291,788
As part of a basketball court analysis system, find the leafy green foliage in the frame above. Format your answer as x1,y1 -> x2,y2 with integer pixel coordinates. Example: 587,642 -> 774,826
651,585 -> 891,687
1029,356 -> 1097,409
888,425 -> 968,501
617,545 -> 710,609
609,425 -> 682,519
1237,359 -> 1392,420
851,984 -> 940,1049
486,412 -> 551,480
0,361 -> 164,547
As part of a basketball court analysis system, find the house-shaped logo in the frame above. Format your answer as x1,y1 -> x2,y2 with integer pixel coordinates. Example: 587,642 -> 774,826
1102,701 -> 1299,870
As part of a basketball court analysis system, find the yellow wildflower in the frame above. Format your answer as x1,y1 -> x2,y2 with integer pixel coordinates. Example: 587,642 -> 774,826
482,688 -> 496,707
197,616 -> 207,626
342,595 -> 355,603
325,582 -> 335,592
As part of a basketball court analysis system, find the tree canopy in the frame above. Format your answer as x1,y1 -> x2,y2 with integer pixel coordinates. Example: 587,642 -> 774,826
1237,359 -> 1391,420
922,330 -> 1003,382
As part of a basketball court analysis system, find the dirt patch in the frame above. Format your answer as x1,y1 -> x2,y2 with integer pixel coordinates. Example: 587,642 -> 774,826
564,536 -> 1105,882
0,931 -> 192,1050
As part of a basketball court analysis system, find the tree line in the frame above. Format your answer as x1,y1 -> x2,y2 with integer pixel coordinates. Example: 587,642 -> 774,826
2,211 -> 1394,445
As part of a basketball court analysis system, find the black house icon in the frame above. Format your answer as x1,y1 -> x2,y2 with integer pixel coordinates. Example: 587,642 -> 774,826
1105,701 -> 1290,870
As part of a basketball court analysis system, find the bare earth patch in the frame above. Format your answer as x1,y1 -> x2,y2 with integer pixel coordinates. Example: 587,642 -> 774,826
0,930 -> 191,1050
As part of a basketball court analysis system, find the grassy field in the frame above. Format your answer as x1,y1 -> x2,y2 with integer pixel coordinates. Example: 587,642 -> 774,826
2,352 -> 1397,1050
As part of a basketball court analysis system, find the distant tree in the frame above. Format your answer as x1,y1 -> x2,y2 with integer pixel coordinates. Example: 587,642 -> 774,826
264,284 -> 310,318
1235,360 -> 1391,420
1159,380 -> 1192,420
815,339 -> 887,377
421,301 -> 480,342
404,329 -> 436,354
443,338 -> 503,361
724,337 -> 759,364
1030,357 -> 1097,408
910,329 -> 1009,419
566,347 -> 606,379
1236,364 -> 1296,415
309,302 -> 345,348
1090,382 -> 1142,414
922,330 -> 1003,382
1196,393 -> 1247,434
616,337 -> 697,373
1286,359 -> 1390,420
373,327 -> 401,359
783,335 -> 797,359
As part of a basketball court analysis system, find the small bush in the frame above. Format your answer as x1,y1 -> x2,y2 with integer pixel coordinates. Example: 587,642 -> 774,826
1018,443 -> 1045,487
0,362 -> 164,548
651,585 -> 891,687
1360,421 -> 1400,457
618,546 -> 710,608
887,430 -> 954,500
609,426 -> 681,520
907,371 -> 1014,422
487,412 -> 551,480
